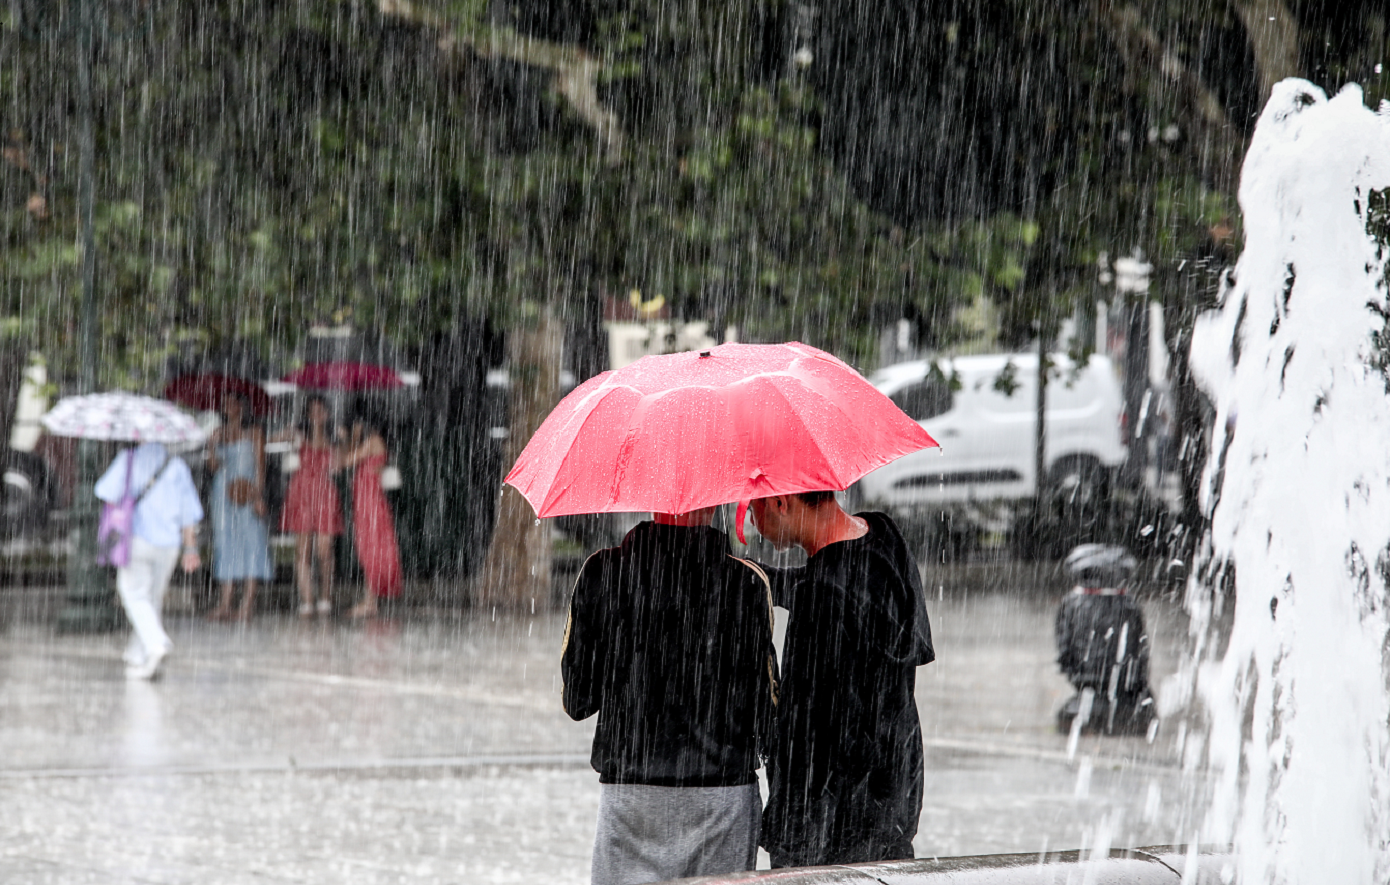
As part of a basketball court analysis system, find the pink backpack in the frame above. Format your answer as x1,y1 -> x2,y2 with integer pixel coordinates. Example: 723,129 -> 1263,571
97,451 -> 170,567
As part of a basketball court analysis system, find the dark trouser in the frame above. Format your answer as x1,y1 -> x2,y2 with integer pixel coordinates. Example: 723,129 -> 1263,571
769,836 -> 913,869
765,772 -> 918,869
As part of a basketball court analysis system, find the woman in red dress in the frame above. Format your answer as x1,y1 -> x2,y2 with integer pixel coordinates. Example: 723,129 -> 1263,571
337,411 -> 401,618
276,396 -> 343,617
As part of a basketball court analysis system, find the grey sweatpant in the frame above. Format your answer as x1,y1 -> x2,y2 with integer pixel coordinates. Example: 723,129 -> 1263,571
591,782 -> 760,885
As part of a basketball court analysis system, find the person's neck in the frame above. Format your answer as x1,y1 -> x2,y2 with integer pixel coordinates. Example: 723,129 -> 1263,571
802,507 -> 866,558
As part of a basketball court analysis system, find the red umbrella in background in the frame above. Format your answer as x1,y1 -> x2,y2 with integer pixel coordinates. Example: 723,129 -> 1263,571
505,342 -> 938,542
163,373 -> 272,417
281,361 -> 404,391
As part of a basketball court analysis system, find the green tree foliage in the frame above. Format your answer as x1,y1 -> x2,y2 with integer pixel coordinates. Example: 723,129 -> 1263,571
0,0 -> 1384,398
0,0 -> 1069,388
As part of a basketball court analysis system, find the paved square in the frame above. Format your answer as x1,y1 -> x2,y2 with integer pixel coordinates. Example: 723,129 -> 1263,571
0,574 -> 1207,883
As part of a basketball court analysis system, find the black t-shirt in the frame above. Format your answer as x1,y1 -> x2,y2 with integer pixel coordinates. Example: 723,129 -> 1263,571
762,511 -> 934,865
561,521 -> 778,787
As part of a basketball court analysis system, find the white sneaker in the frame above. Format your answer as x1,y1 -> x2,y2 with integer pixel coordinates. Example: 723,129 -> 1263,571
126,646 -> 168,681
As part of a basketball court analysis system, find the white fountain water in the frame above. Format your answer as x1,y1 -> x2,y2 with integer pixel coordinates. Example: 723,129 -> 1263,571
1186,80 -> 1390,884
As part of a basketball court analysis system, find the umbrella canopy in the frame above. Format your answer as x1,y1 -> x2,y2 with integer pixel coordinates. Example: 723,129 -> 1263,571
41,392 -> 206,444
282,361 -> 404,391
505,342 -> 938,539
164,345 -> 273,387
163,373 -> 272,416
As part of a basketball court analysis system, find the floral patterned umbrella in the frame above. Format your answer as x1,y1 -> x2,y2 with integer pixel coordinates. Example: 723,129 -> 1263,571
40,392 -> 207,444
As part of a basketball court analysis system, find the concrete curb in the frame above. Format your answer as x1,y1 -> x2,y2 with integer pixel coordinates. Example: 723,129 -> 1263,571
668,845 -> 1231,884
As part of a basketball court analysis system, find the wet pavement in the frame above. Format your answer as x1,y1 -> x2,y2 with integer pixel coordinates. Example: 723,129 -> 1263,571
0,570 -> 1208,883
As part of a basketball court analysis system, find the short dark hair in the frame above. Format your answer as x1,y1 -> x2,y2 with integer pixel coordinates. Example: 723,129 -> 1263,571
220,391 -> 252,427
795,490 -> 835,507
298,394 -> 333,436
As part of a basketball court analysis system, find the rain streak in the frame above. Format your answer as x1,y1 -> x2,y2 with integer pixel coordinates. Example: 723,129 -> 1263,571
1,3 -> 1388,884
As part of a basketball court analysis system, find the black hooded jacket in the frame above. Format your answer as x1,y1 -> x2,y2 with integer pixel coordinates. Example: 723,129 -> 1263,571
561,521 -> 778,787
1055,590 -> 1150,695
761,511 -> 935,867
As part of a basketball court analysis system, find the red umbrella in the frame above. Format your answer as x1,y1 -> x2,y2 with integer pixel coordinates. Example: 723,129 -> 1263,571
163,374 -> 272,417
505,342 -> 938,542
282,361 -> 404,391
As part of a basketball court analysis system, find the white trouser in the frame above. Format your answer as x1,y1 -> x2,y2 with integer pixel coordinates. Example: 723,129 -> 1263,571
117,537 -> 179,665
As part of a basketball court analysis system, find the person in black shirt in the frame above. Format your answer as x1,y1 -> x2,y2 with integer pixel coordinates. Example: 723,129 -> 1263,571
561,507 -> 778,885
750,491 -> 934,868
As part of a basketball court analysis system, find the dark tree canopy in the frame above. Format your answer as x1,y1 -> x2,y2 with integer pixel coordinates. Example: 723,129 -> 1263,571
0,0 -> 1385,380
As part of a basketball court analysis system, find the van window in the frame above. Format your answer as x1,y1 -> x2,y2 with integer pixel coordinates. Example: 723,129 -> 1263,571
890,377 -> 953,421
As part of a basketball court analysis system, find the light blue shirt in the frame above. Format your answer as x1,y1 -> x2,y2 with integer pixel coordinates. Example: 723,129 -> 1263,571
95,443 -> 204,548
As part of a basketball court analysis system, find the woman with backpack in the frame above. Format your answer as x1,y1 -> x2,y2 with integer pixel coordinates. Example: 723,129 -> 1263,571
94,442 -> 204,680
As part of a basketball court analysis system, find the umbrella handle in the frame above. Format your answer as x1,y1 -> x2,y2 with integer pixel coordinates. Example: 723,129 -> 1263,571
735,499 -> 750,545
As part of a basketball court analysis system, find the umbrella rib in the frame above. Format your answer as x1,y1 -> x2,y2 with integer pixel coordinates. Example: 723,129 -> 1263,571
523,383 -> 641,514
603,390 -> 661,511
762,364 -> 928,490
751,375 -> 847,490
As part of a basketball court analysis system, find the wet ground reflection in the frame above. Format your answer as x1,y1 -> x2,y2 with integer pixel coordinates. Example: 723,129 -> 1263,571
0,572 -> 1204,882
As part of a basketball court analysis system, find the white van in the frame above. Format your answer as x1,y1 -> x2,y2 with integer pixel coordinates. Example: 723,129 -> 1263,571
855,353 -> 1126,515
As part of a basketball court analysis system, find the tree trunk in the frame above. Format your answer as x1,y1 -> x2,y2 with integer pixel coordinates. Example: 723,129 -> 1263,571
1101,3 -> 1246,193
0,343 -> 27,453
1232,0 -> 1301,101
1034,331 -> 1048,515
475,308 -> 563,609
376,0 -> 624,163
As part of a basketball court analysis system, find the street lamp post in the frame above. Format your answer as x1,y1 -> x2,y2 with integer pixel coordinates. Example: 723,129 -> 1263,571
1107,251 -> 1154,489
56,0 -> 120,633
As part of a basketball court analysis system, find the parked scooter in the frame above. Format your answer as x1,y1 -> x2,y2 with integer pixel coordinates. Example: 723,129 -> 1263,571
1055,544 -> 1155,735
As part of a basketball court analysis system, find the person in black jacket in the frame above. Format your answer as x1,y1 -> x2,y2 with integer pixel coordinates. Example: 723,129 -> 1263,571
1055,544 -> 1154,735
561,507 -> 778,885
750,491 -> 934,868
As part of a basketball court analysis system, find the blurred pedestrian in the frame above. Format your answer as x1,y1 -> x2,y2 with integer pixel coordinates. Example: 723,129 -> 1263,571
561,507 -> 777,885
337,410 -> 400,618
1055,544 -> 1154,735
750,492 -> 934,868
275,395 -> 342,617
1153,396 -> 1174,486
206,393 -> 273,621
95,443 -> 203,680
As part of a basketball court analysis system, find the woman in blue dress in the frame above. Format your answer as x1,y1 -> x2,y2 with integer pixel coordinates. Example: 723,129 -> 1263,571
205,393 -> 273,621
